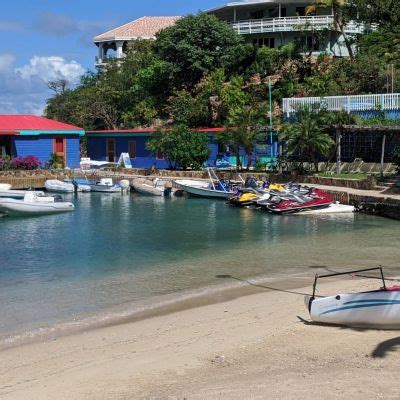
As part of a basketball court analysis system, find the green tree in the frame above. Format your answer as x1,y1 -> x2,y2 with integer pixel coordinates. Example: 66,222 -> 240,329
306,0 -> 355,58
146,125 -> 210,170
216,76 -> 267,169
155,13 -> 243,90
281,107 -> 335,172
346,0 -> 399,28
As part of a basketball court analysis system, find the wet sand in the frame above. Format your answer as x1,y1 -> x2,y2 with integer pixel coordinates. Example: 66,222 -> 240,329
1,277 -> 400,400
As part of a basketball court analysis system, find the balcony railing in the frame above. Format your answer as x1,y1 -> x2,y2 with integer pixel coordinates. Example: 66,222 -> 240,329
230,16 -> 375,35
283,94 -> 400,117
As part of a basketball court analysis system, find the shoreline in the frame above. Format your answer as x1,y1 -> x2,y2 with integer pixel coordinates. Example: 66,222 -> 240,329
0,272 -> 314,351
2,277 -> 400,399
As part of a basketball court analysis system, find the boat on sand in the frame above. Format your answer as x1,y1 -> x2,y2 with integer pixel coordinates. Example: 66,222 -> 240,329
305,267 -> 400,329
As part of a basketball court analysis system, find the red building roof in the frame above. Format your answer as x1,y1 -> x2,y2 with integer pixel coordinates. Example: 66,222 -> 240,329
86,128 -> 225,134
0,115 -> 83,131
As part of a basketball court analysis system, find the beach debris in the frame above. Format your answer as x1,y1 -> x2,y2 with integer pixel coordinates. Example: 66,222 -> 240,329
211,355 -> 229,367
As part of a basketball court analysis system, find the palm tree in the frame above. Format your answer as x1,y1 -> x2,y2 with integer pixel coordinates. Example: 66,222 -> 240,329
221,105 -> 266,170
281,107 -> 335,172
306,0 -> 354,58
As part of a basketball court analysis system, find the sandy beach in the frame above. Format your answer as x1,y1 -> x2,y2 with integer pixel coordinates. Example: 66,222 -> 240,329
1,277 -> 400,400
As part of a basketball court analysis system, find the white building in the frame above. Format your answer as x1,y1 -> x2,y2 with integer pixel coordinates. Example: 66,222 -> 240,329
94,16 -> 181,67
207,0 -> 375,56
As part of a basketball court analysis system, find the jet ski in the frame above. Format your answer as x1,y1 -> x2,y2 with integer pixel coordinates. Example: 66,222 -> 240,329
266,188 -> 333,214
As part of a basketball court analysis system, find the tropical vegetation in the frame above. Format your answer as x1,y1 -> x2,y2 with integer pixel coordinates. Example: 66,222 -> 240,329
44,1 -> 400,170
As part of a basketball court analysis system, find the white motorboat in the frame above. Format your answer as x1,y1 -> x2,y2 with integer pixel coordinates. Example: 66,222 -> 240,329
0,192 -> 75,216
0,183 -> 11,190
89,178 -> 129,193
296,203 -> 355,215
132,178 -> 172,196
175,179 -> 234,198
45,179 -> 75,193
175,168 -> 236,199
305,267 -> 400,329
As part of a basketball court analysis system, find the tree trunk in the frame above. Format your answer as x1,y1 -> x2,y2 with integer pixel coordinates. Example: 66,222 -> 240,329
246,149 -> 253,170
380,134 -> 386,177
336,128 -> 341,174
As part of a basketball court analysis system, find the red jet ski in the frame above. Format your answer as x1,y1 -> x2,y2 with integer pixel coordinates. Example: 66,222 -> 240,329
266,188 -> 333,214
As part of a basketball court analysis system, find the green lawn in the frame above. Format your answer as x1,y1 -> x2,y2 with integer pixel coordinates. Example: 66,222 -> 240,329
317,172 -> 369,180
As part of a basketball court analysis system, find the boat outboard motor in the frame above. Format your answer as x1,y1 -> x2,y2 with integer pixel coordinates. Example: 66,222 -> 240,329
245,176 -> 258,189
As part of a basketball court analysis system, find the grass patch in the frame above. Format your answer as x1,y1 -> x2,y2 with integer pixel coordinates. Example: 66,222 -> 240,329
317,172 -> 369,180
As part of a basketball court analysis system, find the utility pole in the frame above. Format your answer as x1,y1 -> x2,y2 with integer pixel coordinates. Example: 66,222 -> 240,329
269,79 -> 273,161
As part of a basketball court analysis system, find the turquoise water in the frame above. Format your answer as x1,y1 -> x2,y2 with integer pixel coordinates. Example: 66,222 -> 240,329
1,193 -> 400,344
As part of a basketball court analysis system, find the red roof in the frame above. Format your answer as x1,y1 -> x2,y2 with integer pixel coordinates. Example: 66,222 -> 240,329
0,115 -> 83,131
86,128 -> 225,134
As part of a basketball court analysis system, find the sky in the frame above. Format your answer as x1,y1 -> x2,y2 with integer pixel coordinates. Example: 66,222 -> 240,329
0,0 -> 224,115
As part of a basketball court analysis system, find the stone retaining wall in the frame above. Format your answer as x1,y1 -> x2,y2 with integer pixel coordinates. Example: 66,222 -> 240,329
0,168 -> 377,190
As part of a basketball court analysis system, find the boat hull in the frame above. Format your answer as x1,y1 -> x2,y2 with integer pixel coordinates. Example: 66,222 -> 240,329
175,180 -> 234,199
89,185 -> 122,193
0,198 -> 75,216
45,180 -> 75,193
132,183 -> 164,196
296,204 -> 355,215
307,290 -> 400,328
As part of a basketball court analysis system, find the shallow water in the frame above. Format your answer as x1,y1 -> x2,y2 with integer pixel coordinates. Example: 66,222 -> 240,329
1,193 -> 399,344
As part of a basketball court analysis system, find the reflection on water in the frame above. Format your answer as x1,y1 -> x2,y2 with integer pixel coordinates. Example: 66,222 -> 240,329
0,192 -> 399,340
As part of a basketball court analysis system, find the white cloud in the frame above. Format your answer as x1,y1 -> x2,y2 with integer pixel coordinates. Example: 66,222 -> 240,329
0,54 -> 85,115
17,56 -> 85,83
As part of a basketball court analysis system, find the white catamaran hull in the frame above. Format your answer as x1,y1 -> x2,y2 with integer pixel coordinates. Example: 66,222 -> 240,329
175,179 -> 234,199
0,197 -> 75,216
306,290 -> 400,328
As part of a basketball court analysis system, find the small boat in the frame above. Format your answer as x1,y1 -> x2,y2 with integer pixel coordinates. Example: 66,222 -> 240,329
175,168 -> 236,199
175,179 -> 235,199
64,179 -> 92,192
305,267 -> 400,329
89,178 -> 129,193
45,179 -> 75,193
132,178 -> 173,196
0,192 -> 75,216
0,186 -> 46,199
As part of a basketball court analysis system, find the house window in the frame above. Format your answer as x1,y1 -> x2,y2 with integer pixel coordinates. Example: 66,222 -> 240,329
250,10 -> 264,19
156,150 -> 164,160
106,139 -> 116,162
253,37 -> 275,48
295,7 -> 306,16
128,140 -> 136,159
280,8 -> 287,17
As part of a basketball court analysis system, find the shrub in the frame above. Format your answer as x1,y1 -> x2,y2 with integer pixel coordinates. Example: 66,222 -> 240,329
10,155 -> 41,170
392,147 -> 400,174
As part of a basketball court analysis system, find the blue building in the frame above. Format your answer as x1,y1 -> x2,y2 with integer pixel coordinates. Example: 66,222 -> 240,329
86,128 -> 278,169
0,115 -> 85,168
